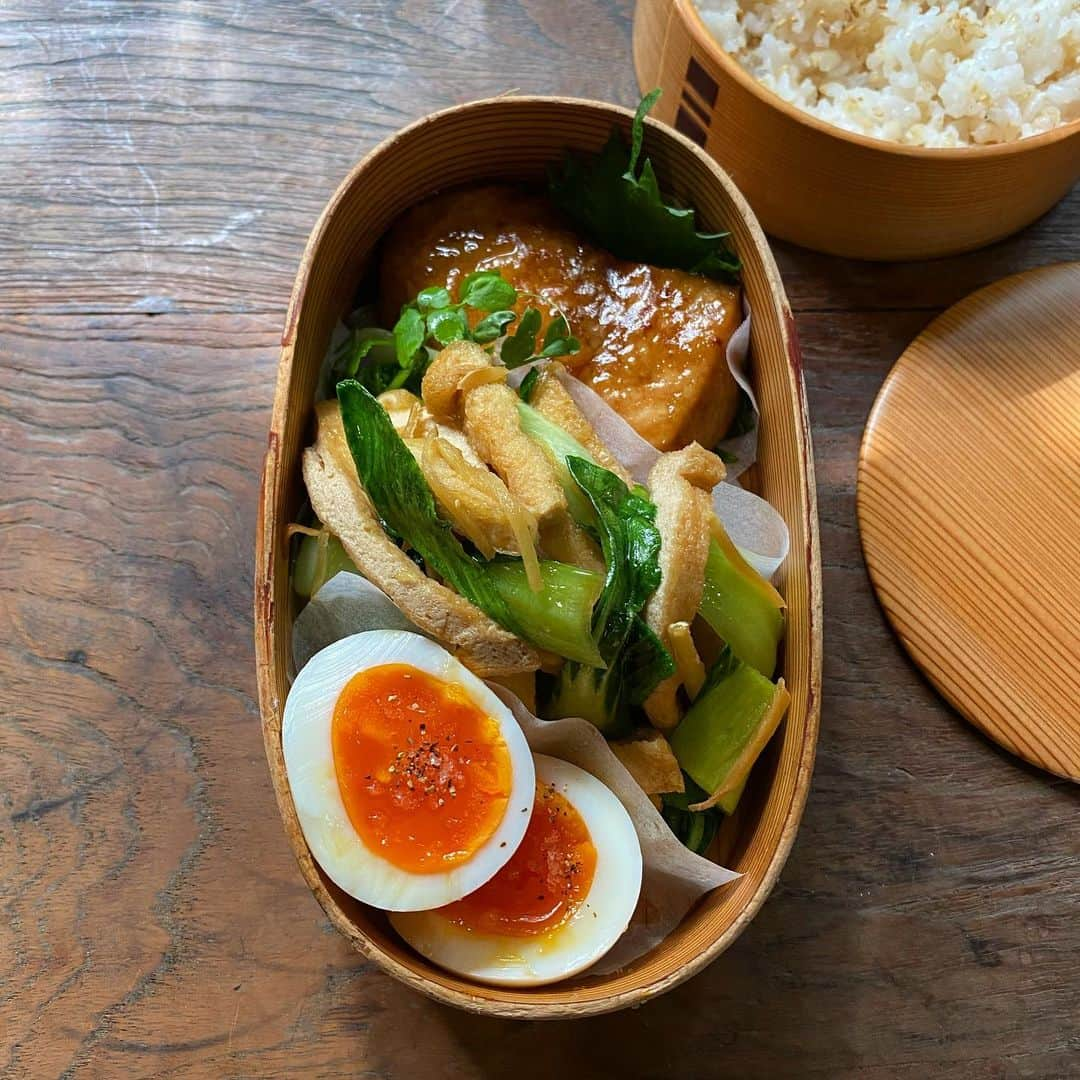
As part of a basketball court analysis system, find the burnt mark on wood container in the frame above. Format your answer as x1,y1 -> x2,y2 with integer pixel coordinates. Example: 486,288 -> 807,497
686,56 -> 719,108
675,106 -> 708,148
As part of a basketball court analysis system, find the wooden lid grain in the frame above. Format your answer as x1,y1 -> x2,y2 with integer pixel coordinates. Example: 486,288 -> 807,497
858,263 -> 1080,780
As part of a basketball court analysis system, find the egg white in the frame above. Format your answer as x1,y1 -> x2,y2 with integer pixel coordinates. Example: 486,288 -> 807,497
390,754 -> 643,986
282,630 -> 535,912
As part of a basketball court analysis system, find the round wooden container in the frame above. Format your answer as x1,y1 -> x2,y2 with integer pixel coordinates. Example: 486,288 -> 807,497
254,96 -> 822,1017
634,0 -> 1080,260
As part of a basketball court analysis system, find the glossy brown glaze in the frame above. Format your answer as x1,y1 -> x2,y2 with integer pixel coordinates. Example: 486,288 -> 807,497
380,185 -> 741,450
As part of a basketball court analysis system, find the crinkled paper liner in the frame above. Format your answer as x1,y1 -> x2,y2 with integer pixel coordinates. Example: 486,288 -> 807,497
508,310 -> 789,581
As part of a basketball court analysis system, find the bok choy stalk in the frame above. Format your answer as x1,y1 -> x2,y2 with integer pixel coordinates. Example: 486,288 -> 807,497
541,456 -> 674,736
335,380 -> 601,663
293,533 -> 602,667
669,646 -> 790,811
293,530 -> 357,599
699,523 -> 786,677
517,401 -> 597,524
485,560 -> 604,668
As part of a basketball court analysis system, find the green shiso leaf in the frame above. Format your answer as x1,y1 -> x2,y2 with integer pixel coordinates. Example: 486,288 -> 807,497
547,90 -> 741,282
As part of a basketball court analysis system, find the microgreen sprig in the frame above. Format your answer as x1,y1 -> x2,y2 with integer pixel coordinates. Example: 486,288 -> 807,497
333,270 -> 580,397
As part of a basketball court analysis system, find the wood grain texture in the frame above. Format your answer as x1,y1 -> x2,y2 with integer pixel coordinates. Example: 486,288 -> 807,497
634,0 -> 1080,260
859,264 -> 1080,780
1,0 -> 1078,1075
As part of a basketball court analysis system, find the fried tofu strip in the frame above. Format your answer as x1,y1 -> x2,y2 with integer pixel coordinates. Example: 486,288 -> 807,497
421,343 -> 603,570
421,344 -> 603,565
536,513 -> 604,576
465,383 -> 605,573
463,382 -> 569,527
611,729 -> 685,795
302,405 -> 539,677
420,340 -> 496,425
424,342 -> 565,525
377,388 -> 437,438
405,435 -> 539,561
643,443 -> 726,729
379,387 -> 485,466
529,367 -> 632,485
378,389 -> 539,565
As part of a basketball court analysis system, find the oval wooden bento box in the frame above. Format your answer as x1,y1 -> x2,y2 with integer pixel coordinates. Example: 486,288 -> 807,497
254,96 -> 822,1018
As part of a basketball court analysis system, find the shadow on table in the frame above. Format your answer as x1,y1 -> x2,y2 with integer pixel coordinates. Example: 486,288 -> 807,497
357,843 -> 870,1079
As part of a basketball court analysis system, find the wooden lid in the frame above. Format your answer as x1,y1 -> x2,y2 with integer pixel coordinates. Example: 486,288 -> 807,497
858,262 -> 1080,781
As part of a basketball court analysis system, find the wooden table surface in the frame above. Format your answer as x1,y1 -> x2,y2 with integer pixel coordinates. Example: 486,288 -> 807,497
2,3 -> 1077,1077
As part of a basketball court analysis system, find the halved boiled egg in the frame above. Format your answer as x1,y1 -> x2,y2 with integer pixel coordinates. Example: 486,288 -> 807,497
391,754 -> 643,986
282,631 -> 535,911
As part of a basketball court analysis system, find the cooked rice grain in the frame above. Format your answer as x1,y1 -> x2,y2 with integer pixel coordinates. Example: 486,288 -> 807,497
694,0 -> 1080,146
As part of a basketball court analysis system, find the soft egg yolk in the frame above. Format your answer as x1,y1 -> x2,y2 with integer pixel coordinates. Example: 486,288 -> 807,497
331,664 -> 512,873
437,783 -> 597,937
